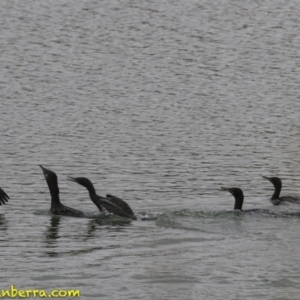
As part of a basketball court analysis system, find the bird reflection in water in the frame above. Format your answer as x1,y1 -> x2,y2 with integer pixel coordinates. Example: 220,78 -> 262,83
0,214 -> 8,231
44,216 -> 61,257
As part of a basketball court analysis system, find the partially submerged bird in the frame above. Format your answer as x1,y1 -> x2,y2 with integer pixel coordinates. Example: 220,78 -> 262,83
262,176 -> 300,205
221,187 -> 270,213
40,165 -> 86,217
68,177 -> 136,220
0,188 -> 9,206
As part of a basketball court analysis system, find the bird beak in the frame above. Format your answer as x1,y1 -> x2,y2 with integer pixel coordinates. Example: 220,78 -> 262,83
67,177 -> 77,183
261,175 -> 270,182
39,165 -> 48,178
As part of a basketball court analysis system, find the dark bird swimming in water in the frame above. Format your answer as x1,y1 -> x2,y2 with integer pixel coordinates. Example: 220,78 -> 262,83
221,187 -> 270,213
40,165 -> 86,217
262,176 -> 300,205
0,188 -> 9,206
68,177 -> 136,220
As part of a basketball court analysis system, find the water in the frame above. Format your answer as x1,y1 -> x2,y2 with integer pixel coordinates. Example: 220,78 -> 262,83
1,0 -> 300,299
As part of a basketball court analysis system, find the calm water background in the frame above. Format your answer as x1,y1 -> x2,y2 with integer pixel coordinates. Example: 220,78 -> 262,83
1,0 -> 300,299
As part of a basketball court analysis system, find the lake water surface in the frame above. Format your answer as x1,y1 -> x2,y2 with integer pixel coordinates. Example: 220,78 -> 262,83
1,0 -> 300,299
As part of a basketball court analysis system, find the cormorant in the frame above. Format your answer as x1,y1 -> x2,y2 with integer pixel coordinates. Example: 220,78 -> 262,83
0,188 -> 9,206
221,187 -> 269,213
68,177 -> 136,220
262,176 -> 300,205
40,165 -> 86,217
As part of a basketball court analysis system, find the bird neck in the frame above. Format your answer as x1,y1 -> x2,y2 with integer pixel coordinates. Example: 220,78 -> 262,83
90,194 -> 103,212
234,196 -> 244,210
84,182 -> 96,198
271,185 -> 281,200
50,189 -> 62,210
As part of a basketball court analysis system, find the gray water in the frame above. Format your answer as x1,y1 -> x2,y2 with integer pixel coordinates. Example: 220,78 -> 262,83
1,0 -> 300,299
